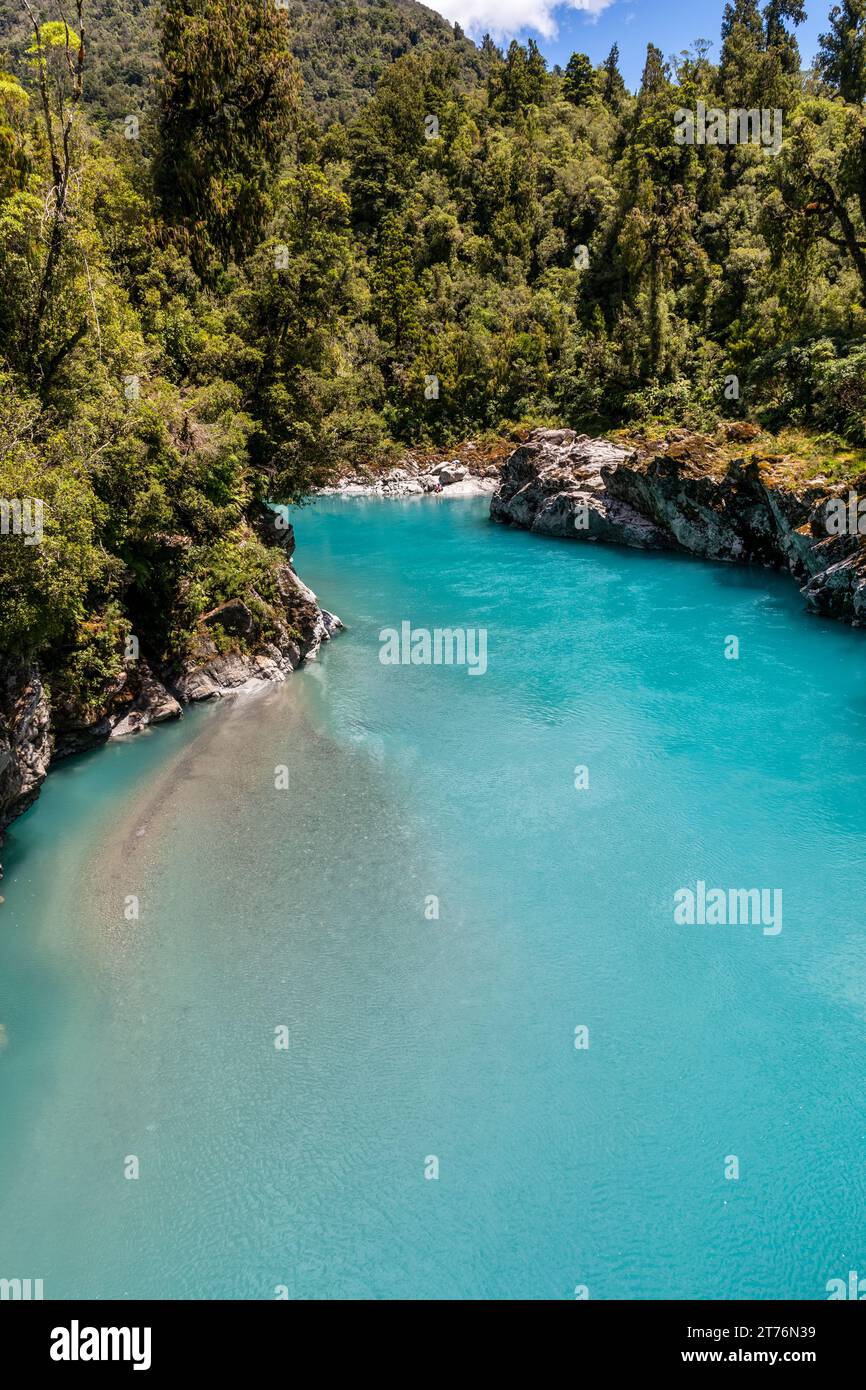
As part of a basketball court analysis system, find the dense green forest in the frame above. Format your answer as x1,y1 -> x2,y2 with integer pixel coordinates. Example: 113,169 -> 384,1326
3,0 -> 866,716
0,0 -> 489,123
282,0 -> 490,123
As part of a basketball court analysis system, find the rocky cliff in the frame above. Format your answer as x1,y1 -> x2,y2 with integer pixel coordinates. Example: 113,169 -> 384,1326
0,662 -> 51,850
491,428 -> 866,627
0,513 -> 340,875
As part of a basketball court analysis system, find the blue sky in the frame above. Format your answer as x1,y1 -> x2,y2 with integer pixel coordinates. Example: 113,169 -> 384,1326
425,2 -> 831,88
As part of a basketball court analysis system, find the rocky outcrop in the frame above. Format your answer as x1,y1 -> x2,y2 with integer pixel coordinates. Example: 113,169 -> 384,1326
491,428 -> 866,627
0,661 -> 52,845
108,665 -> 182,739
321,451 -> 500,498
491,431 -> 666,547
168,561 -> 342,702
50,659 -> 183,759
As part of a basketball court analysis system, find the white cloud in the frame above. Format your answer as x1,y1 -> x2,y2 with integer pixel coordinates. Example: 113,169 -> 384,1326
425,1 -> 614,42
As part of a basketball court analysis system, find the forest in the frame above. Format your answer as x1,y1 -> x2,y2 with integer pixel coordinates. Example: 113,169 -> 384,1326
2,0 -> 866,716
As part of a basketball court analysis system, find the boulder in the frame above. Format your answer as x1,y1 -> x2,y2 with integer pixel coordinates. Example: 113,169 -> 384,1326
201,599 -> 256,641
723,421 -> 762,443
109,665 -> 182,738
435,462 -> 468,485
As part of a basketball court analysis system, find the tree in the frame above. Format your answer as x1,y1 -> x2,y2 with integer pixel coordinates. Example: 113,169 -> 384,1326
346,53 -> 429,232
154,0 -> 301,279
238,166 -> 377,500
372,212 -> 421,353
719,0 -> 766,103
600,44 -> 627,111
817,0 -> 866,105
563,52 -> 595,106
721,0 -> 765,46
491,39 -> 547,112
0,69 -> 31,204
616,45 -> 696,379
718,0 -> 807,107
767,97 -> 866,299
638,43 -> 669,99
20,1 -> 86,387
764,0 -> 806,70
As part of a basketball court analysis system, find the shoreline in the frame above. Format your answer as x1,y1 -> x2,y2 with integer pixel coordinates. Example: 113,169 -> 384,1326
490,428 -> 866,631
319,475 -> 497,499
0,528 -> 343,880
5,420 -> 866,889
318,444 -> 505,499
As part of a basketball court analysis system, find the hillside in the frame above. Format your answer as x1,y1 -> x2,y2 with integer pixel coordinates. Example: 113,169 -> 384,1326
0,0 -> 490,124
283,0 -> 490,123
0,0 -> 158,123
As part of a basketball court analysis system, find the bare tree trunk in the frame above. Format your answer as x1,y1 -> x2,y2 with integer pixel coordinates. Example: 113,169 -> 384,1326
23,1 -> 86,385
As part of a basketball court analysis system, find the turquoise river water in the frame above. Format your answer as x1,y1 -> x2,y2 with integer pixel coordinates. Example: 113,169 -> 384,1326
0,495 -> 865,1299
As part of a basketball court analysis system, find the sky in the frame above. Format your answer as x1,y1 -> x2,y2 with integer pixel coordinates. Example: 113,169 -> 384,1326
424,1 -> 831,88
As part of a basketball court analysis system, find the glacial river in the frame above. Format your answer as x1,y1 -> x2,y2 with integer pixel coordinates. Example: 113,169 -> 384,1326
1,495 -> 864,1298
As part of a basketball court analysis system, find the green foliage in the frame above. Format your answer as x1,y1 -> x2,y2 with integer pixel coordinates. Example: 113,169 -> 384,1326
563,53 -> 596,107
489,38 -> 549,112
282,0 -> 490,123
2,0 -> 483,127
747,336 -> 866,441
817,0 -> 866,104
46,603 -> 129,722
154,0 -> 302,277
0,374 -> 109,654
600,44 -> 627,112
26,19 -> 81,57
0,0 -> 157,125
4,0 -> 866,719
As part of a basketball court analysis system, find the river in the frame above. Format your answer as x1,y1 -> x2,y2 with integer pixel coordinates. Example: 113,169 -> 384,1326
1,495 -> 864,1298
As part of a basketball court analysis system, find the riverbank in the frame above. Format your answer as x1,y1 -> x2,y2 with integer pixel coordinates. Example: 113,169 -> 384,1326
318,440 -> 508,497
4,419 -> 865,881
0,512 -> 342,878
491,427 -> 866,628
